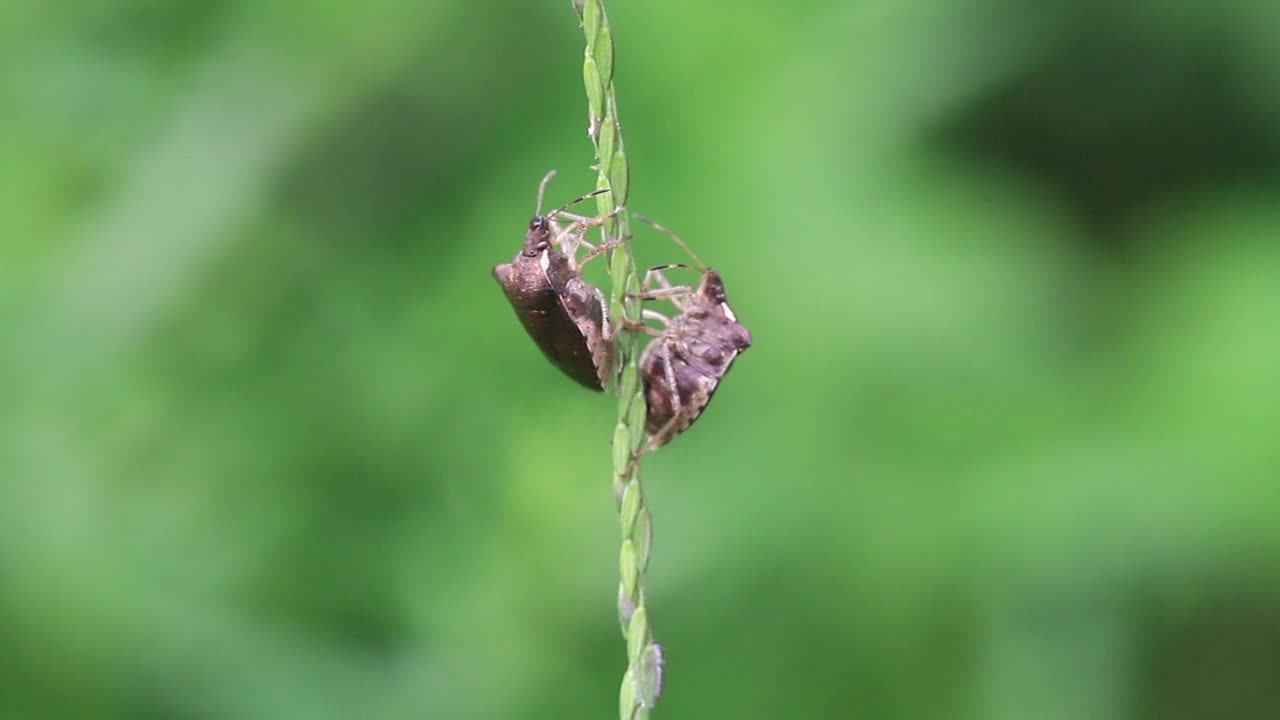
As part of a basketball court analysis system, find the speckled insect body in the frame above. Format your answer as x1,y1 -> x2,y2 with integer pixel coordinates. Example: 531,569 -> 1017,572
637,267 -> 752,448
493,172 -> 621,391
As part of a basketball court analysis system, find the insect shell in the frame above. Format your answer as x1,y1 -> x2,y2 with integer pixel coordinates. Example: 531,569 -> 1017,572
492,171 -> 619,391
636,265 -> 752,449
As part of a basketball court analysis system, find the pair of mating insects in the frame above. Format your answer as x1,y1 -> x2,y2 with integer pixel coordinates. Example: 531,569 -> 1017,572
493,171 -> 752,460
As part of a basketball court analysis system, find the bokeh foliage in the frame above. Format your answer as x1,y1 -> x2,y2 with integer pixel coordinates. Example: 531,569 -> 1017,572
3,1 -> 1280,719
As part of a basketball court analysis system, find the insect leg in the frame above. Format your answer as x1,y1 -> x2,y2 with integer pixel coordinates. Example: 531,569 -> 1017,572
620,306 -> 670,336
592,284 -> 615,341
619,318 -> 663,337
577,234 -> 631,267
631,285 -> 693,302
661,342 -> 683,427
549,205 -> 622,239
553,210 -> 610,225
552,213 -> 625,266
551,218 -> 591,258
642,309 -> 671,326
632,265 -> 699,309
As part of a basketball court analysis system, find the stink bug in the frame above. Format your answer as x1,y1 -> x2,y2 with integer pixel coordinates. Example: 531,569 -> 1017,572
492,171 -> 625,391
628,216 -> 752,452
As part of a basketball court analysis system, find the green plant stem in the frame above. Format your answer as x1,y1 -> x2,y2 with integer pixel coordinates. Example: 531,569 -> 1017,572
573,1 -> 661,717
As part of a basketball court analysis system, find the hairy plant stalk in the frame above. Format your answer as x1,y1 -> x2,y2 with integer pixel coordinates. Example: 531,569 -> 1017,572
572,1 -> 662,716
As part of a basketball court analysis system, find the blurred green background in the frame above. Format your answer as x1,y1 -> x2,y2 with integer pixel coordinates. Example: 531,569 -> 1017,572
4,0 -> 1280,718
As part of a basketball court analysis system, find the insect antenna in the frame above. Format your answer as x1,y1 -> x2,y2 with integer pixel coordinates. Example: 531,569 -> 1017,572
632,214 -> 706,269
546,187 -> 611,219
644,263 -> 700,273
533,170 -> 609,218
535,170 -> 558,215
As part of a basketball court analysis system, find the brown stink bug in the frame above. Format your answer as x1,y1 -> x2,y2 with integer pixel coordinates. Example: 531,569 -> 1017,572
493,171 -> 626,391
628,216 -> 753,453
